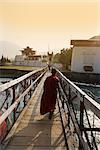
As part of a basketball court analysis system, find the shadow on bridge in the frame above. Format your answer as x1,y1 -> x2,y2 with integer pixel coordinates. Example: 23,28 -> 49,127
5,109 -> 66,150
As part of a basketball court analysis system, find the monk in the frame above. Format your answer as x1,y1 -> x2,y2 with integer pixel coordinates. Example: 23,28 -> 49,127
40,68 -> 59,119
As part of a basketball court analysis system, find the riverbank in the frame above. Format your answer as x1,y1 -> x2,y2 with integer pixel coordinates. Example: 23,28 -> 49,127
0,65 -> 39,71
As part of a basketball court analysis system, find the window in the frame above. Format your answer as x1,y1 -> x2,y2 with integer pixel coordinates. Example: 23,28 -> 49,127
83,65 -> 93,72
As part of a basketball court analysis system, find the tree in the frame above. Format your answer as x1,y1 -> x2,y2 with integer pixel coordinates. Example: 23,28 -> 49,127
6,57 -> 11,63
0,55 -> 11,65
53,48 -> 72,70
65,48 -> 72,70
52,53 -> 60,63
0,55 -> 6,65
59,48 -> 67,69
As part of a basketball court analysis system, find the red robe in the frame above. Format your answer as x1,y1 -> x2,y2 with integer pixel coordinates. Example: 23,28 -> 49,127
0,111 -> 7,142
40,75 -> 59,115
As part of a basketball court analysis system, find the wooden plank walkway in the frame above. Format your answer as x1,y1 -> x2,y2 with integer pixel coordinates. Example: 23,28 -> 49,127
3,72 -> 78,150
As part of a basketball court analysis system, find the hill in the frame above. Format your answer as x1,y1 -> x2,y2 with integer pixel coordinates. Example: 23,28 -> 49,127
0,41 -> 21,59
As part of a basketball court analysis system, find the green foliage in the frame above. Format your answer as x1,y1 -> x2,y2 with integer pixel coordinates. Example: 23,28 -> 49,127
6,57 -> 11,63
52,53 -> 60,63
0,55 -> 11,65
0,65 -> 38,71
53,48 -> 72,70
65,48 -> 72,69
59,48 -> 67,68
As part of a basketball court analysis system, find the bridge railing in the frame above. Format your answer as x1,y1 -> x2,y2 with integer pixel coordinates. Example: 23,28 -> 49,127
0,67 -> 47,143
57,69 -> 100,150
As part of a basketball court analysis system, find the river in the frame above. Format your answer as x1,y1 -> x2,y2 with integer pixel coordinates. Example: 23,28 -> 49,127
0,77 -> 12,85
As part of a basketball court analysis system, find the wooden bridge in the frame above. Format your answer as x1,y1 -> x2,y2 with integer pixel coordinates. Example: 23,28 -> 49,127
0,67 -> 100,150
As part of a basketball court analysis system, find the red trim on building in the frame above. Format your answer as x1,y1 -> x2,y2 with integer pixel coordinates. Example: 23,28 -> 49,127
71,40 -> 100,47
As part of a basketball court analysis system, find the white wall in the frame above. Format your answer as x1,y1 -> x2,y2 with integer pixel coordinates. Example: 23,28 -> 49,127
71,46 -> 100,73
15,55 -> 24,61
13,60 -> 47,67
13,55 -> 47,67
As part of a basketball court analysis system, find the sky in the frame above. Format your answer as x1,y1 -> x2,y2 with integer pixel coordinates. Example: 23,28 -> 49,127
0,0 -> 100,58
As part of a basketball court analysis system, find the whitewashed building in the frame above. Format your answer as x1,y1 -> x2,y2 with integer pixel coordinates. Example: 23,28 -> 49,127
13,55 -> 47,67
13,46 -> 48,67
71,40 -> 100,74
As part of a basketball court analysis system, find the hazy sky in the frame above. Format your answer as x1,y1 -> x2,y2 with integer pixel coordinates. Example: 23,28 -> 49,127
0,0 -> 100,58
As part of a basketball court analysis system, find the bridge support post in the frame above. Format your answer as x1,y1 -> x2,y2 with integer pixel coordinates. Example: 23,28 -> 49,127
24,79 -> 27,107
79,97 -> 84,149
29,78 -> 32,98
68,86 -> 71,128
12,86 -> 16,123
